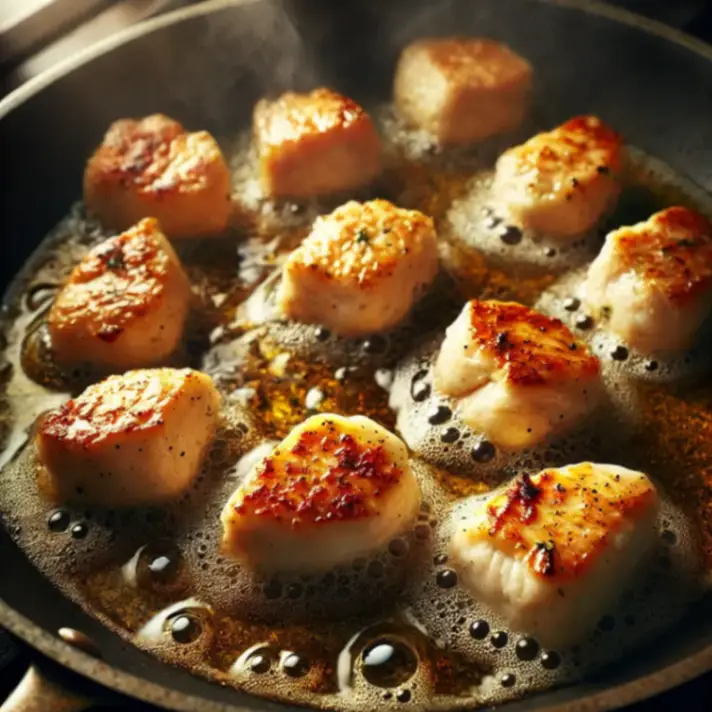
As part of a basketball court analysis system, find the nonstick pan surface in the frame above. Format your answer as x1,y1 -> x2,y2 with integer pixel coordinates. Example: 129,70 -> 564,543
1,1 -> 711,710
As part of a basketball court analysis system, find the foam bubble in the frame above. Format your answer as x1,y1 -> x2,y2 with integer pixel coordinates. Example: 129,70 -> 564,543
445,172 -> 604,276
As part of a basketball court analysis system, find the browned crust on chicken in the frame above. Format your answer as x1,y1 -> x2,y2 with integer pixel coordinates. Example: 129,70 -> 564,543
482,464 -> 657,580
285,199 -> 435,289
232,422 -> 404,527
467,300 -> 599,386
409,36 -> 532,88
39,369 -> 207,448
254,88 -> 371,148
48,218 -> 187,344
86,115 -> 186,193
613,206 -> 712,305
508,115 -> 621,179
84,115 -> 232,237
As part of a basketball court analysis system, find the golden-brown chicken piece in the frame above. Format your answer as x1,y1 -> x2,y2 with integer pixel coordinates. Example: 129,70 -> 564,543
276,199 -> 438,337
48,218 -> 191,371
394,37 -> 532,144
434,300 -> 601,448
253,88 -> 381,199
492,116 -> 623,237
84,114 -> 232,237
37,368 -> 221,506
450,463 -> 659,647
583,206 -> 712,353
221,414 -> 421,572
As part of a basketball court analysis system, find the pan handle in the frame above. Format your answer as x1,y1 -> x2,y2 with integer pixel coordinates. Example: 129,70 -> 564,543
1,664 -> 93,712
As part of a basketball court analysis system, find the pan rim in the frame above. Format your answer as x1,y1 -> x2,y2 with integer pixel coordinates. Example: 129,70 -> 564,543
1,0 -> 712,710
1,0 -> 712,120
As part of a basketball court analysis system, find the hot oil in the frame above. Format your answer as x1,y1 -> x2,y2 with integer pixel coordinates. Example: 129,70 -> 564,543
632,382 -> 712,567
0,110 -> 711,711
204,330 -> 396,440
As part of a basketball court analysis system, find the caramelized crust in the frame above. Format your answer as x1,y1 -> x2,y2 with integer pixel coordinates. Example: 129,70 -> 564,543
610,206 -> 712,305
253,88 -> 381,199
477,463 -> 657,580
37,368 -> 221,506
255,88 -> 369,147
394,37 -> 532,144
39,368 -> 211,448
50,218 -> 187,343
285,199 -> 436,289
47,218 -> 191,369
433,299 -> 602,448
277,199 -> 438,336
221,414 -> 419,571
493,115 -> 622,237
89,114 -> 185,189
84,114 -> 232,237
504,116 -> 621,183
232,420 -> 404,527
466,300 -> 599,386
415,37 -> 532,88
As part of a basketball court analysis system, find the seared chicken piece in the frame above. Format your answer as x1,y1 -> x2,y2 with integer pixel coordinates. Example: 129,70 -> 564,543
84,114 -> 232,237
434,300 -> 601,448
37,368 -> 221,506
48,218 -> 191,371
394,37 -> 532,144
221,414 -> 420,572
253,88 -> 381,199
276,199 -> 438,337
492,116 -> 623,237
583,207 -> 712,353
450,463 -> 659,648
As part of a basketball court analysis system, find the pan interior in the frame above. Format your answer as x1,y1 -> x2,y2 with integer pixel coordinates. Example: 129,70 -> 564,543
1,1 -> 712,711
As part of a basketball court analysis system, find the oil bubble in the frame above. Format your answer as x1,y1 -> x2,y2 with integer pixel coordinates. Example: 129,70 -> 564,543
48,509 -> 70,533
282,652 -> 309,677
515,637 -> 539,661
435,569 -> 458,589
541,651 -> 561,669
70,522 -> 88,539
362,639 -> 418,688
490,631 -> 508,649
169,614 -> 202,644
469,620 -> 490,640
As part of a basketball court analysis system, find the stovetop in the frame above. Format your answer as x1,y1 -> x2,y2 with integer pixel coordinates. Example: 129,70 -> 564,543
1,0 -> 712,709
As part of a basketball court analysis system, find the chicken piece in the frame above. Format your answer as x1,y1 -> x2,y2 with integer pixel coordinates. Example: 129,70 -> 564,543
253,88 -> 381,199
394,37 -> 532,144
449,463 -> 659,648
48,218 -> 191,371
433,300 -> 601,448
276,199 -> 438,337
221,413 -> 421,573
492,116 -> 623,238
583,206 -> 712,353
84,114 -> 232,237
37,368 -> 221,506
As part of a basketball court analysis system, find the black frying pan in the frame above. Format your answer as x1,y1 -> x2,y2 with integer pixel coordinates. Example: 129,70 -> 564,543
1,1 -> 712,710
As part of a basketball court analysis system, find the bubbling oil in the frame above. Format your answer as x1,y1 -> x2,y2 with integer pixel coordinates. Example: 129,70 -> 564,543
388,332 -> 640,490
536,266 -> 712,384
0,105 -> 711,712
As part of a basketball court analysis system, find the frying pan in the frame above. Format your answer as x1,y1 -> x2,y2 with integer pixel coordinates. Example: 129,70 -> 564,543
1,0 -> 712,710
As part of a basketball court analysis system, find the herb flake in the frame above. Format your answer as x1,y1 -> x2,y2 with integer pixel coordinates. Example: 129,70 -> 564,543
356,229 -> 369,244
